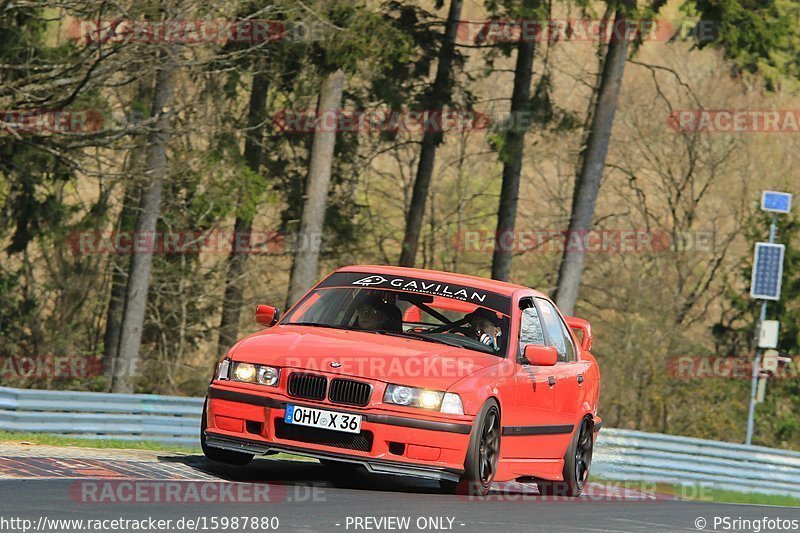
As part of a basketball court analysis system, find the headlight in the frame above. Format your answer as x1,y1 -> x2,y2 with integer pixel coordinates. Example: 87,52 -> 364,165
233,362 -> 256,382
223,360 -> 280,387
384,384 -> 457,412
390,385 -> 414,405
257,366 -> 279,386
418,390 -> 442,410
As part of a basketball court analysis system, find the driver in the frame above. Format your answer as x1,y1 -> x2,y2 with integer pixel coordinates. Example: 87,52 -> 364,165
355,296 -> 397,331
465,308 -> 502,351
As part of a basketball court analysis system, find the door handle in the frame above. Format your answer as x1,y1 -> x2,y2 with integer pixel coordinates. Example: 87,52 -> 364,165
577,374 -> 584,384
548,376 -> 555,387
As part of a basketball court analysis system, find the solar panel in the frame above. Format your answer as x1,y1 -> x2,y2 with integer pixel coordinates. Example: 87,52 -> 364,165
761,191 -> 792,214
750,243 -> 785,300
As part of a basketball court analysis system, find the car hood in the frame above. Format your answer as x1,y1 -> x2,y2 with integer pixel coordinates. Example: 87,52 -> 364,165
229,325 -> 501,390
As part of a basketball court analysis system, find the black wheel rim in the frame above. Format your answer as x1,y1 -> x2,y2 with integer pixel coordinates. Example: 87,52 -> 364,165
574,419 -> 593,490
478,409 -> 500,485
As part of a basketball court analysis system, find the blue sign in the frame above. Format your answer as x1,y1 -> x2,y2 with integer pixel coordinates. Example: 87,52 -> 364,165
761,191 -> 792,214
751,243 -> 785,300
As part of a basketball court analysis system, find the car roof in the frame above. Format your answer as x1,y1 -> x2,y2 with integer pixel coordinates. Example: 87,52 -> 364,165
335,264 -> 549,299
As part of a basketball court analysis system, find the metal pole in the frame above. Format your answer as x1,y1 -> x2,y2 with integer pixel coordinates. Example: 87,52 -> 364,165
745,215 -> 777,445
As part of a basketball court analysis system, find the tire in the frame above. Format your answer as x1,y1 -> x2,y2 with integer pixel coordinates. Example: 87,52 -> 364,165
200,399 -> 254,466
441,399 -> 501,496
537,416 -> 593,498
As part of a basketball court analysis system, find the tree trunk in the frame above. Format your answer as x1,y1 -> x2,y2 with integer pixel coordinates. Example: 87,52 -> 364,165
398,0 -> 463,267
216,69 -> 270,356
112,53 -> 176,393
285,69 -> 345,308
490,35 -> 536,281
554,9 -> 632,315
102,182 -> 139,385
101,74 -> 151,386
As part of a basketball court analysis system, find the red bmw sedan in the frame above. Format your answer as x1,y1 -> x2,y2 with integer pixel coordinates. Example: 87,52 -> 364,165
202,265 -> 601,496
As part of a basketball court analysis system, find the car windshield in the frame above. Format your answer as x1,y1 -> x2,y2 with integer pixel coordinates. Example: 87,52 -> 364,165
281,272 -> 512,356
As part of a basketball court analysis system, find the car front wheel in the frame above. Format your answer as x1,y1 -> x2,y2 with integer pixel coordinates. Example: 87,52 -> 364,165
440,399 -> 501,496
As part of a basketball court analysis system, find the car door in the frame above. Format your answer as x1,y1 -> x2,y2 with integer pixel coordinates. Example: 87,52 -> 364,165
504,300 -> 563,459
534,298 -> 584,452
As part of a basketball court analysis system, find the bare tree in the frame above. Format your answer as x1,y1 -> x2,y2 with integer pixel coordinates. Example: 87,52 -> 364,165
102,182 -> 139,384
216,68 -> 270,356
286,68 -> 345,308
554,1 -> 635,315
491,16 -> 538,281
112,49 -> 177,393
398,0 -> 463,267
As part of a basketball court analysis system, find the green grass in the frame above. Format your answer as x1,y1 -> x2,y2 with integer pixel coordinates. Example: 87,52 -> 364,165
590,476 -> 800,507
0,430 -> 313,462
658,482 -> 800,507
0,431 -> 199,454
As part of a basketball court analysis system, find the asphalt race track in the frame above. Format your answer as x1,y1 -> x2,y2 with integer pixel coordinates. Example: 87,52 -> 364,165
0,445 -> 797,533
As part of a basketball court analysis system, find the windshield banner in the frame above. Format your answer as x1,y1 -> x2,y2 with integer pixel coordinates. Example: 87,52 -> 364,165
317,272 -> 511,314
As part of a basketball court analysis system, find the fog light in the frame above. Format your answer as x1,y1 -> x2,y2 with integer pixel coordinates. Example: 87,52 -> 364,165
233,363 -> 256,382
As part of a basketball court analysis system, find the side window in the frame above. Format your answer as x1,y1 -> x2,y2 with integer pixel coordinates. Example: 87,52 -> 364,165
535,299 -> 575,362
519,304 -> 545,353
558,319 -> 577,362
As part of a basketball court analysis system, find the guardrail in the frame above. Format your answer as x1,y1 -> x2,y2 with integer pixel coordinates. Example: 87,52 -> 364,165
593,428 -> 800,497
1,386 -> 798,496
0,386 -> 203,447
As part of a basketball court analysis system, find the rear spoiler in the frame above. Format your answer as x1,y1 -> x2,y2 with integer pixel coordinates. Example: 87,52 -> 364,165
565,316 -> 593,352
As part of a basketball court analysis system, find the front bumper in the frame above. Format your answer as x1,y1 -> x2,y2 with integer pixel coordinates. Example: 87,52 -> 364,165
204,384 -> 473,482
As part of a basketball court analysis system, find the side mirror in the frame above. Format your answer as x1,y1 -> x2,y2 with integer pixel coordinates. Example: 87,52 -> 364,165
565,315 -> 593,352
523,345 -> 558,366
255,305 -> 280,327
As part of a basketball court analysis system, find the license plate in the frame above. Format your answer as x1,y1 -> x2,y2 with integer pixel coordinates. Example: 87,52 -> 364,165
284,404 -> 362,434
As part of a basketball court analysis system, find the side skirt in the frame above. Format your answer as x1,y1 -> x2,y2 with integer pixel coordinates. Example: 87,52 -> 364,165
495,458 -> 566,483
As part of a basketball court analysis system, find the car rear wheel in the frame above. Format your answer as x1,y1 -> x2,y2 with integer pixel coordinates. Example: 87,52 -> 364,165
537,416 -> 593,497
440,399 -> 500,496
200,399 -> 254,466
